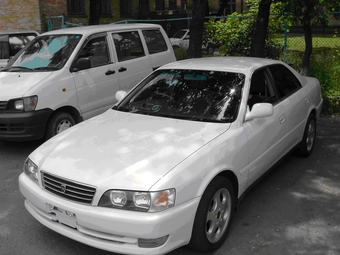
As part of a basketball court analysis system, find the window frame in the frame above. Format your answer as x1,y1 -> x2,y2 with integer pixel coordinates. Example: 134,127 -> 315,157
67,0 -> 86,16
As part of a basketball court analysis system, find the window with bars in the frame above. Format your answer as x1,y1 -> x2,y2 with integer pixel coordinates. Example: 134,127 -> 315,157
220,0 -> 236,15
139,0 -> 149,13
120,0 -> 132,18
67,0 -> 86,16
155,0 -> 165,11
181,0 -> 188,9
101,0 -> 112,16
169,0 -> 177,10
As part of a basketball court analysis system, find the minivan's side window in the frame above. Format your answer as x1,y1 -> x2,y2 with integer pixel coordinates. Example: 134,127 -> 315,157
112,31 -> 145,62
268,64 -> 302,98
79,35 -> 110,68
142,30 -> 168,54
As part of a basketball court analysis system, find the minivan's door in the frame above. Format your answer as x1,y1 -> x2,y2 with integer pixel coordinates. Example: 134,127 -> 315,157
111,30 -> 152,92
72,33 -> 119,120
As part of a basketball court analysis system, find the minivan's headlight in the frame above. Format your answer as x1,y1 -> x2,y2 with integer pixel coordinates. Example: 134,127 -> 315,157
99,189 -> 176,212
24,158 -> 39,183
7,96 -> 38,112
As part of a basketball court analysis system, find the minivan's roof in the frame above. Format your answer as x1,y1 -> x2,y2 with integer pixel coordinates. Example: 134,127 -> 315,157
0,30 -> 39,35
41,23 -> 163,37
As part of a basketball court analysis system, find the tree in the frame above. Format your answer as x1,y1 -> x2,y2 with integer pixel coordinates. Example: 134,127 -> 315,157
89,0 -> 102,25
188,0 -> 208,58
284,0 -> 340,75
249,0 -> 272,57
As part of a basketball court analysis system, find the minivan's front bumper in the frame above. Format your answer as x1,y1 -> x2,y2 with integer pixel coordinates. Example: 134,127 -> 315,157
0,108 -> 52,141
19,173 -> 200,255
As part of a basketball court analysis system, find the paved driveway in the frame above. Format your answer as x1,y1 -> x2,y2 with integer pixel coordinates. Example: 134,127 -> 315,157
1,117 -> 339,255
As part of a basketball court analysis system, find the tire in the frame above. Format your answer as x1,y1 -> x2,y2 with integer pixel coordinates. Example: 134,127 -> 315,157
45,112 -> 75,140
298,113 -> 316,157
188,177 -> 235,252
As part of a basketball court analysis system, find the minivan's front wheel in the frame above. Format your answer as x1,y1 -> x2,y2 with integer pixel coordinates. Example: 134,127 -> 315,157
188,177 -> 235,252
45,112 -> 75,140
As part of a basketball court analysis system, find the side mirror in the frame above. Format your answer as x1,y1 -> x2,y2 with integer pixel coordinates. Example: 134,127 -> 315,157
245,103 -> 273,121
74,57 -> 91,71
115,90 -> 127,102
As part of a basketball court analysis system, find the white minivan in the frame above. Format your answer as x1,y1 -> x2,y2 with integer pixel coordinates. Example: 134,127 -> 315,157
0,24 -> 176,141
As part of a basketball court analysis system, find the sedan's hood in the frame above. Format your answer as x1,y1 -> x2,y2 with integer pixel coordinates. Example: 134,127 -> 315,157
33,110 -> 230,191
0,72 -> 52,99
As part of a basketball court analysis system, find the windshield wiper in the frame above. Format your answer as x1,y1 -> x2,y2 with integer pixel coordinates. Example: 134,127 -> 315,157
33,67 -> 60,71
2,66 -> 34,72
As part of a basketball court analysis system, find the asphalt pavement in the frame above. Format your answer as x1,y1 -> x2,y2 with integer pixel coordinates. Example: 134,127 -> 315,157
0,116 -> 339,255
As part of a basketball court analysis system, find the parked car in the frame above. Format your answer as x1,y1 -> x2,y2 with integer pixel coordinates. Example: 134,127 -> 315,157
0,23 -> 176,141
170,29 -> 218,54
0,30 -> 39,69
19,57 -> 323,255
170,29 -> 190,49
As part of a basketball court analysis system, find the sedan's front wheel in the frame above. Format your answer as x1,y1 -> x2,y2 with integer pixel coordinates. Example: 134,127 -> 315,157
188,177 -> 235,252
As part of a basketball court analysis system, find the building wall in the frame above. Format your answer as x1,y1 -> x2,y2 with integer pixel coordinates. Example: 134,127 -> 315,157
40,0 -> 67,31
0,0 -> 41,31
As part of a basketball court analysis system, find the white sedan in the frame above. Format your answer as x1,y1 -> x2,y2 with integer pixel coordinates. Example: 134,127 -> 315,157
19,57 -> 323,255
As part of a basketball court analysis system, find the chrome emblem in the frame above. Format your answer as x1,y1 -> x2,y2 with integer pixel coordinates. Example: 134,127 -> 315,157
60,184 -> 67,193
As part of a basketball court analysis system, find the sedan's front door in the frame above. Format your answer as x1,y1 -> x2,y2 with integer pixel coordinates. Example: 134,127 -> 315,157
243,68 -> 289,185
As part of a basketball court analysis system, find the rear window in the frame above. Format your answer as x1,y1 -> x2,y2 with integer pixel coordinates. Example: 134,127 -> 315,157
142,30 -> 168,54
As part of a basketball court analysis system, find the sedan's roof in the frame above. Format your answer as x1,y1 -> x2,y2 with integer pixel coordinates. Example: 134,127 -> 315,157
41,23 -> 163,37
159,57 -> 283,74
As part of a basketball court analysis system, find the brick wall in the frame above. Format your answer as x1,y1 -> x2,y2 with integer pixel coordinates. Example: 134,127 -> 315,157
0,0 -> 41,31
40,0 -> 67,32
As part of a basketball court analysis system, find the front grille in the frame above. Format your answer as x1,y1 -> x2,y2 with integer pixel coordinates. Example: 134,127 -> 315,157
42,172 -> 96,205
0,101 -> 7,112
0,123 -> 25,133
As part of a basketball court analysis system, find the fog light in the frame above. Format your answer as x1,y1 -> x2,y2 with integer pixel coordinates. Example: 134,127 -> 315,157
138,235 -> 169,248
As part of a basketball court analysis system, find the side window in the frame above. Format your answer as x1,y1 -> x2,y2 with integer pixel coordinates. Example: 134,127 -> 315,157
268,64 -> 302,98
9,34 -> 36,57
79,35 -> 110,68
112,31 -> 145,62
249,69 -> 276,110
142,30 -> 168,54
0,35 -> 9,59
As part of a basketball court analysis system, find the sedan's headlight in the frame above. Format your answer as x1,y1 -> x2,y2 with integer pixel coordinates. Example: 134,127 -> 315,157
7,96 -> 38,112
24,158 -> 39,183
99,189 -> 176,212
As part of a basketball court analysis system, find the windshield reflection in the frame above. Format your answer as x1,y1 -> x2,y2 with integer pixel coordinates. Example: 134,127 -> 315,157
117,69 -> 245,123
4,34 -> 82,72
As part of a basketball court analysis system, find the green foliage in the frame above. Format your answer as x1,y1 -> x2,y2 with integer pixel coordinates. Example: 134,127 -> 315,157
173,47 -> 188,60
309,49 -> 340,115
204,0 -> 284,58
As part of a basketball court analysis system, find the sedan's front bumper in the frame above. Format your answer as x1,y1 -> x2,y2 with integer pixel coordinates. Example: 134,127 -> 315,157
19,173 -> 200,255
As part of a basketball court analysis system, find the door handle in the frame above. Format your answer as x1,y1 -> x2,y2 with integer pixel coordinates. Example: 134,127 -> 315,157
280,117 -> 286,124
105,70 -> 115,75
305,98 -> 309,104
118,67 -> 127,72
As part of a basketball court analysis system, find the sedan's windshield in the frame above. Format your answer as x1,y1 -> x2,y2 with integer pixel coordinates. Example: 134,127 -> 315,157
116,69 -> 245,123
3,34 -> 82,72
171,30 -> 187,39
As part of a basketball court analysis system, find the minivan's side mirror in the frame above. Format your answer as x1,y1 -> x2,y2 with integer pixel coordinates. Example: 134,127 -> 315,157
73,57 -> 91,71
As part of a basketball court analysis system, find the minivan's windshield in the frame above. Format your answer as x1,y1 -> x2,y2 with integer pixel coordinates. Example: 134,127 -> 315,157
3,34 -> 82,72
116,69 -> 245,123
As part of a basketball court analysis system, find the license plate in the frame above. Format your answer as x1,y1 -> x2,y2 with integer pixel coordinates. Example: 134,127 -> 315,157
48,204 -> 77,229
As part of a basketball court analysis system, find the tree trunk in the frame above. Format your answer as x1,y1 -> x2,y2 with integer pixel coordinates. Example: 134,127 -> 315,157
301,22 -> 313,76
188,0 -> 207,58
89,0 -> 102,25
249,0 -> 272,57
